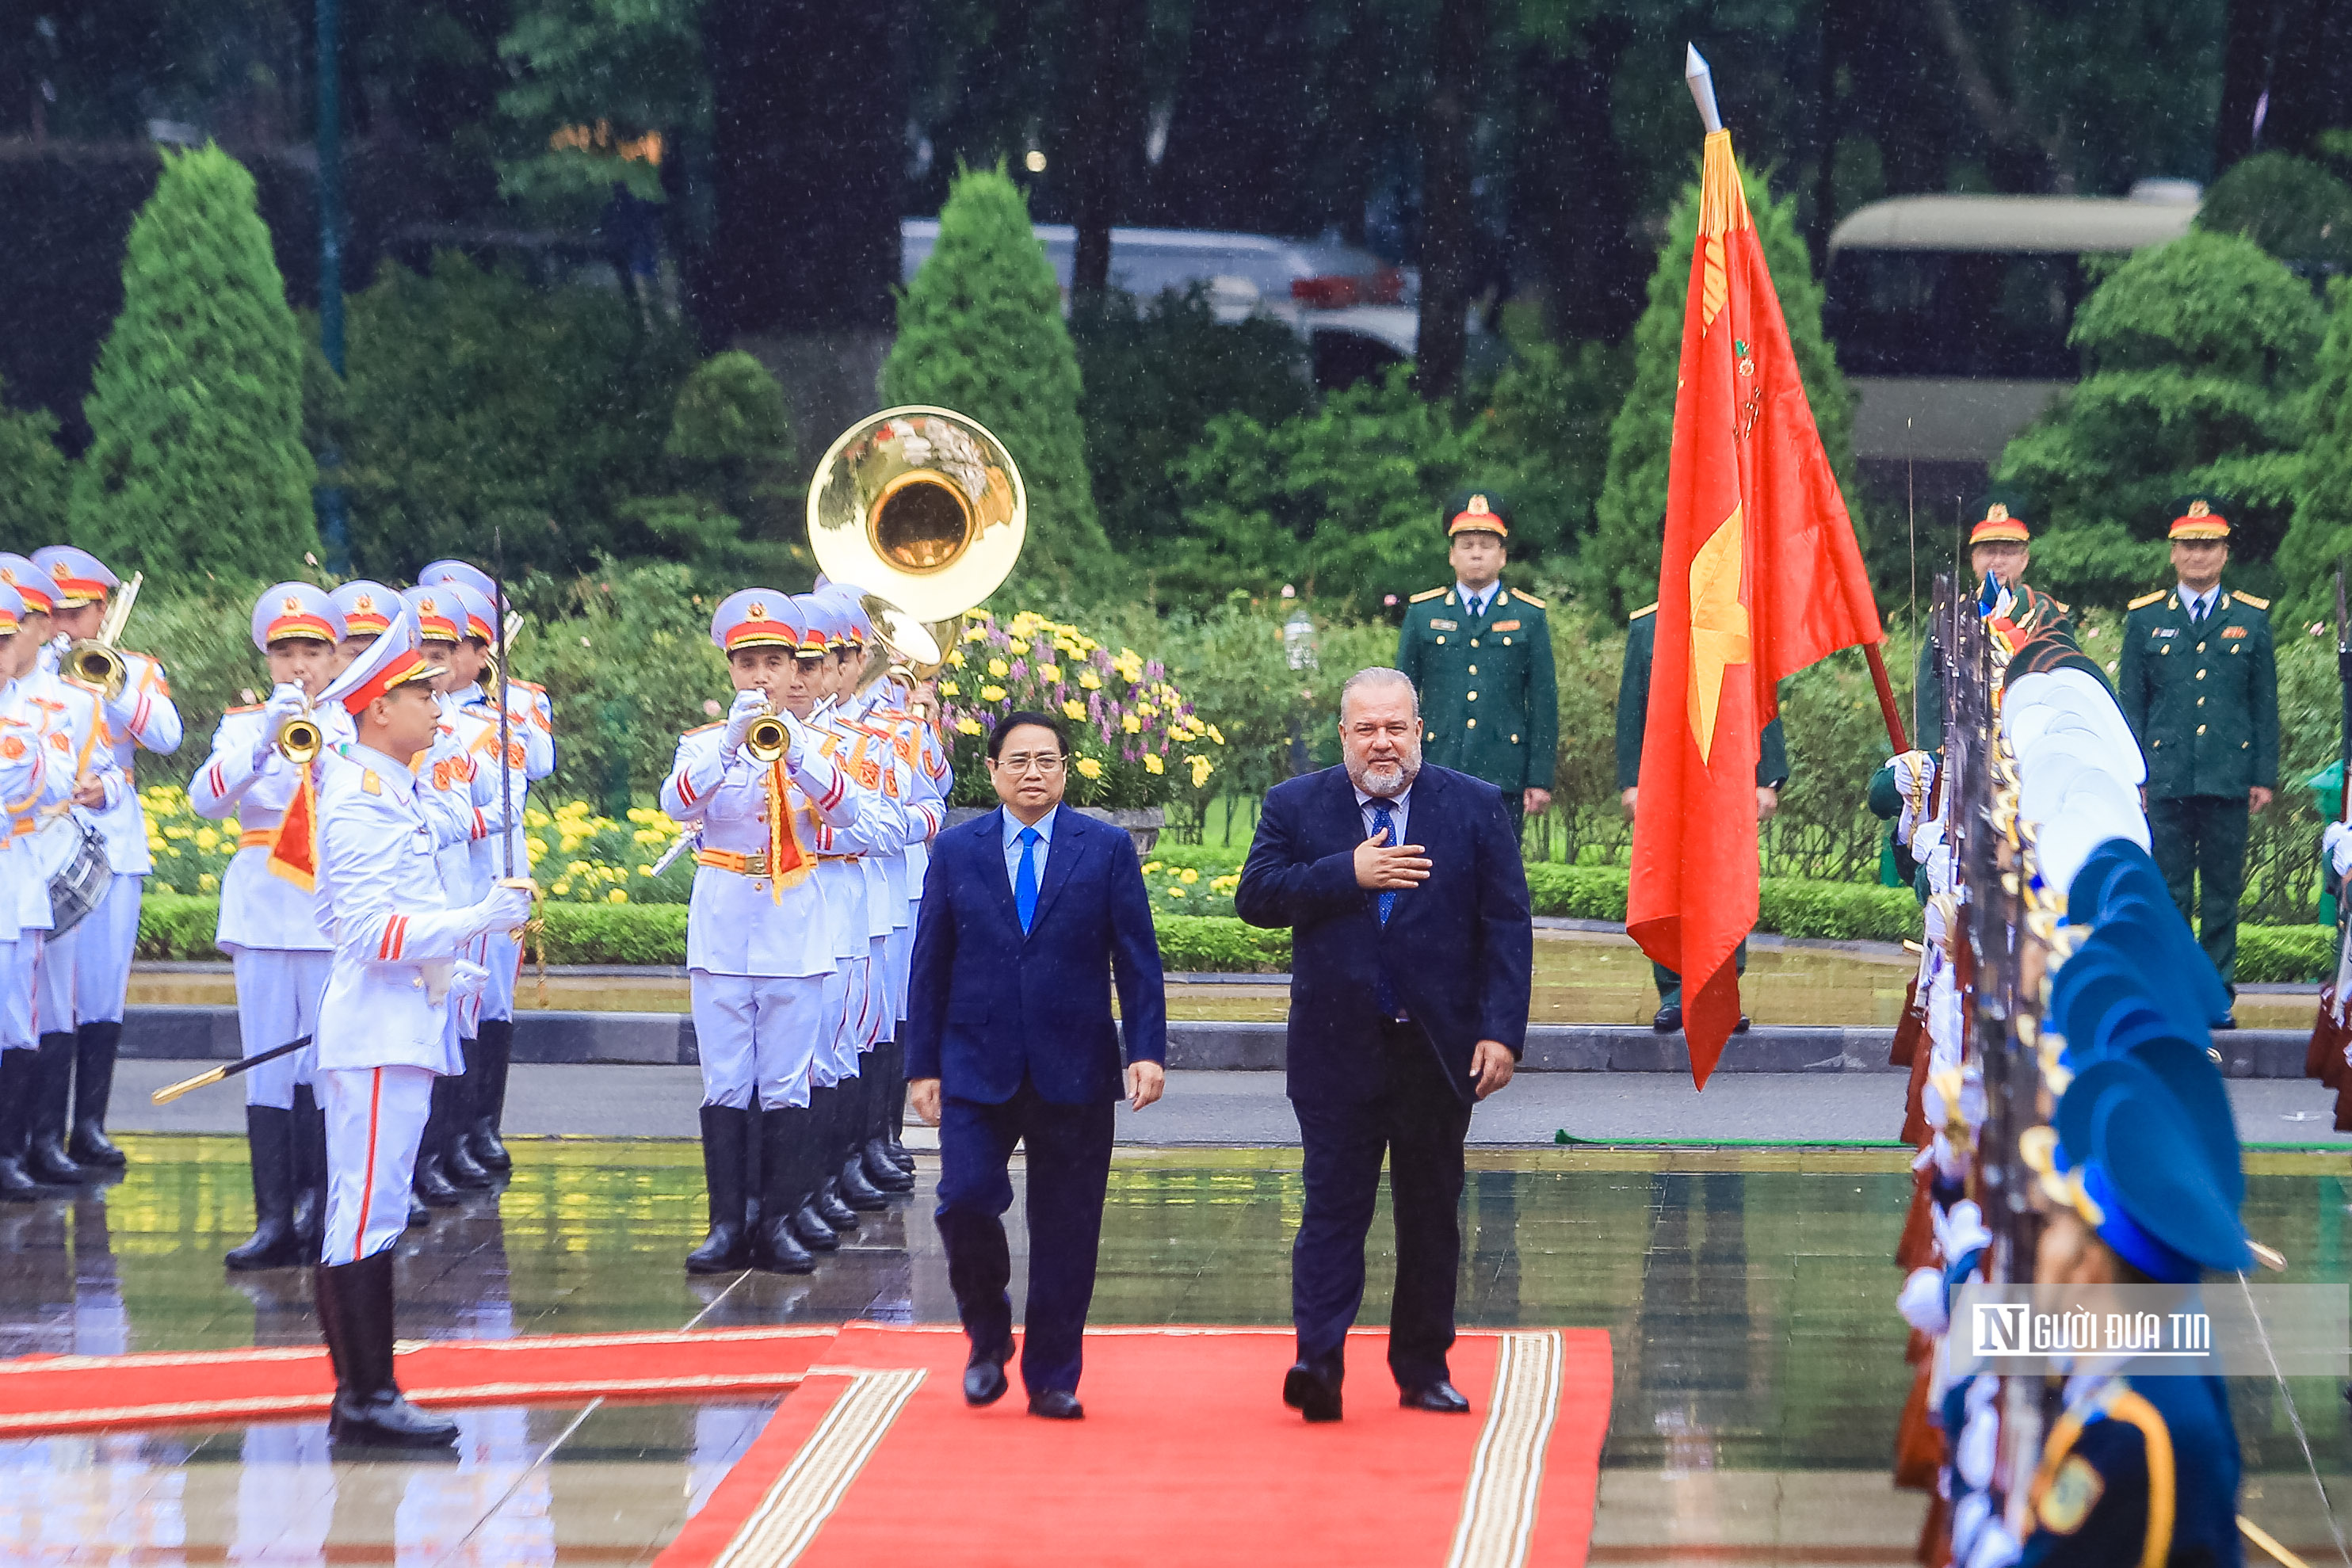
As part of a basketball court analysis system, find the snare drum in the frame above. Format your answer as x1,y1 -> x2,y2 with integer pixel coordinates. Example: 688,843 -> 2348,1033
32,815 -> 113,939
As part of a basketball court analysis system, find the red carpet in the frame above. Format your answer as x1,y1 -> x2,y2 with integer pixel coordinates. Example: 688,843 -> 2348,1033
660,1324 -> 1612,1568
0,1325 -> 836,1436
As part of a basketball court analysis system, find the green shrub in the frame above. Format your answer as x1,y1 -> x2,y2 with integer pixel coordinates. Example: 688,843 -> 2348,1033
882,166 -> 1110,605
70,144 -> 318,581
138,893 -> 226,960
621,351 -> 806,582
2236,924 -> 2336,985
1520,864 -> 1922,942
536,902 -> 691,964
2278,277 -> 2352,623
0,377 -> 69,544
1153,914 -> 1290,974
2197,151 -> 2352,273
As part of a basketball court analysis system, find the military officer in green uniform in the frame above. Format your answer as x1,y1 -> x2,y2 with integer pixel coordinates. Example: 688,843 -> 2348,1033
1396,490 -> 1558,837
1615,601 -> 1785,1032
2115,499 -> 2277,1017
1913,501 -> 2073,753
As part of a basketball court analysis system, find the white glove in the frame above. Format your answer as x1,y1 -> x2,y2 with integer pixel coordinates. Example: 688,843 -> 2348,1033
1897,1266 -> 1949,1334
253,683 -> 308,768
2327,820 -> 2352,877
777,707 -> 813,768
475,882 -> 536,935
445,959 -> 491,1007
721,689 -> 767,761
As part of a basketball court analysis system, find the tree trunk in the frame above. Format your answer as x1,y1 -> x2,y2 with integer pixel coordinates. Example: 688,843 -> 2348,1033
1513,18 -> 1636,345
1415,0 -> 1486,400
1151,0 -> 1316,233
699,0 -> 906,344
1071,0 -> 1146,300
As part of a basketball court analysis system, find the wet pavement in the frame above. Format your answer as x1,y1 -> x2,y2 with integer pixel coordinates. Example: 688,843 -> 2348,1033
5,1137 -> 2350,1564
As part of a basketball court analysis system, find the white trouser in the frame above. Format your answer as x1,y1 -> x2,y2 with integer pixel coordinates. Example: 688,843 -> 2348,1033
319,1065 -> 433,1265
33,922 -> 76,1036
0,936 -> 35,1053
689,971 -> 825,1111
819,958 -> 869,1084
480,929 -> 522,1024
865,935 -> 892,1048
885,921 -> 912,1023
228,948 -> 332,1108
71,872 -> 142,1025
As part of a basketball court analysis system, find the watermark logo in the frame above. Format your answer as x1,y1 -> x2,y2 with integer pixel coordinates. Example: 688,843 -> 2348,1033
1951,1284 -> 2348,1377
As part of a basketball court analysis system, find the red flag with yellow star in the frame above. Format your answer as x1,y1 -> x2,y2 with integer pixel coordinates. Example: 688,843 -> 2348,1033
1628,128 -> 1884,1089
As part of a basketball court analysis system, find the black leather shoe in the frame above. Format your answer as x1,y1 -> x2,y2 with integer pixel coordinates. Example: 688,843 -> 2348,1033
68,1021 -> 126,1169
407,1196 -> 432,1228
792,1200 -> 841,1251
1027,1389 -> 1083,1420
412,1154 -> 460,1208
861,1139 -> 914,1192
1399,1379 -> 1472,1413
1282,1362 -> 1342,1423
754,1218 -> 816,1275
814,1181 -> 860,1234
884,1136 -> 915,1174
836,1153 -> 890,1211
2216,1013 -> 2239,1031
1651,1004 -> 1682,1034
964,1348 -> 1010,1407
1733,1015 -> 1751,1034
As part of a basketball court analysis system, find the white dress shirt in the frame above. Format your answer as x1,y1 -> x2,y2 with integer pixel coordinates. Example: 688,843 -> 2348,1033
1455,581 -> 1501,620
1002,805 -> 1056,889
1354,783 -> 1412,846
2182,583 -> 2220,622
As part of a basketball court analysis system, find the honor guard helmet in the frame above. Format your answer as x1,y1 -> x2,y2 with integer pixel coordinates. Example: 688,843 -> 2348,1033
251,582 -> 344,651
32,545 -> 116,607
402,585 -> 463,645
708,589 -> 804,654
320,604 -> 436,716
0,555 -> 55,616
439,582 -> 498,646
1443,489 -> 1510,540
788,594 -> 835,657
331,582 -> 397,641
2167,498 -> 2232,540
0,583 -> 24,636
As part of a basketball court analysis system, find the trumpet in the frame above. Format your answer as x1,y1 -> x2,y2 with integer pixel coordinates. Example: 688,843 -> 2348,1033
275,705 -> 323,765
746,708 -> 791,765
62,571 -> 143,700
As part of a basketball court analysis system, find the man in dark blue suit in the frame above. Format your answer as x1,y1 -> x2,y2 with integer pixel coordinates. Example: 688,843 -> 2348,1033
1237,667 -> 1532,1422
905,710 -> 1168,1421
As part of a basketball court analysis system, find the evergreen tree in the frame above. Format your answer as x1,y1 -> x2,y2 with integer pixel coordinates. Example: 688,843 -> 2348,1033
1583,162 -> 1860,620
71,144 -> 319,580
880,166 -> 1110,605
0,378 -> 70,549
1995,231 -> 2320,610
2277,279 -> 2352,620
622,349 -> 807,579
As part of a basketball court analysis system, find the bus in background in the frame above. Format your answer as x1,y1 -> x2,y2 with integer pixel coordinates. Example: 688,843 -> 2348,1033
1823,182 -> 2199,505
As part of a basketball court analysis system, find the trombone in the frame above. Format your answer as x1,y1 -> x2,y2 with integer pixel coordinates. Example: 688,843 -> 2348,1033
62,571 -> 143,700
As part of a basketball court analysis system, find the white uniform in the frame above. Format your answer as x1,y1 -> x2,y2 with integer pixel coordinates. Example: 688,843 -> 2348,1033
808,705 -> 877,1085
25,658 -> 124,1035
415,696 -> 500,1040
0,681 -> 71,1052
312,743 -> 516,1264
71,650 -> 181,1025
661,721 -> 860,1111
816,710 -> 911,1064
458,679 -> 554,1023
189,702 -> 355,1107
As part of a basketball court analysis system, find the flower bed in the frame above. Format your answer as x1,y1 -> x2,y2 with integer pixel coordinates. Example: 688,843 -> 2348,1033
941,611 -> 1225,809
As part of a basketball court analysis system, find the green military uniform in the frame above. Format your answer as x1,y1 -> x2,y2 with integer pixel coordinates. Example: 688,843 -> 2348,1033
1396,584 -> 1558,836
1911,581 -> 2073,754
1614,604 -> 1788,1016
2115,583 -> 2277,994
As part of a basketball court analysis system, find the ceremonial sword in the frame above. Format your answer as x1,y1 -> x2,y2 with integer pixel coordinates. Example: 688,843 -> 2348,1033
151,1037 -> 311,1104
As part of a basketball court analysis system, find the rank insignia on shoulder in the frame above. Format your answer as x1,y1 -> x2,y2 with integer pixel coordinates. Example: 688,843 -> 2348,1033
2233,589 -> 2271,610
361,770 -> 382,795
1409,587 -> 1448,603
1492,618 -> 1521,631
1427,619 -> 1458,631
2222,624 -> 2248,638
2035,1453 -> 2103,1534
1629,602 -> 1659,620
2127,590 -> 2167,610
1510,589 -> 1546,607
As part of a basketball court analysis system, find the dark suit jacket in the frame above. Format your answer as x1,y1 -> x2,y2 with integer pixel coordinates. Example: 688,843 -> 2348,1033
904,803 -> 1169,1105
1235,764 -> 1532,1107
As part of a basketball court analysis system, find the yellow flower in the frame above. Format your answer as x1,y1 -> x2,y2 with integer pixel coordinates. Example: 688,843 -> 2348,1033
193,827 -> 219,851
1189,755 -> 1214,788
1063,699 -> 1086,720
1166,885 -> 1187,898
1207,725 -> 1225,746
1078,670 -> 1101,690
962,624 -> 987,642
552,880 -> 572,895
947,649 -> 966,667
1121,714 -> 1141,734
165,824 -> 192,839
1144,753 -> 1164,775
957,717 -> 983,735
1038,663 -> 1060,681
939,680 -> 960,696
640,864 -> 655,876
525,807 -> 551,829
980,685 -> 1008,702
526,837 -> 548,857
1178,867 -> 1199,884
197,872 -> 217,892
608,888 -> 628,903
987,658 -> 1009,677
1075,757 -> 1104,780
1141,861 -> 1163,873
1212,875 -> 1240,893
568,860 -> 593,876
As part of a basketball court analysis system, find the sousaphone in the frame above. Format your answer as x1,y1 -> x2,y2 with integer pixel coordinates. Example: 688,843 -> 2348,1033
806,406 -> 1025,681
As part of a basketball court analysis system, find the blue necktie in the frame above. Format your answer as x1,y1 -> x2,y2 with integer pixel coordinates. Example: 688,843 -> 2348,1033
1370,803 -> 1399,1017
1014,826 -> 1041,934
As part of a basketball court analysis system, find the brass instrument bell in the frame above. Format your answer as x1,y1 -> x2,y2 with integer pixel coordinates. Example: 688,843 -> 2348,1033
275,709 -> 323,765
745,708 -> 791,765
807,407 -> 1025,624
62,571 -> 143,700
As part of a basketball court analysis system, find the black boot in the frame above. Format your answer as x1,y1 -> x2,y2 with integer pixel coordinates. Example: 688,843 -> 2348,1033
685,1105 -> 752,1274
753,1104 -> 815,1274
440,1051 -> 494,1189
834,1074 -> 889,1211
809,1085 -> 860,1233
882,1039 -> 914,1173
411,1089 -> 460,1209
407,1195 -> 433,1227
291,1084 -> 327,1249
225,1106 -> 306,1270
25,1033 -> 92,1185
67,1021 -> 125,1169
470,1019 -> 513,1173
316,1249 -> 459,1450
0,1049 -> 47,1200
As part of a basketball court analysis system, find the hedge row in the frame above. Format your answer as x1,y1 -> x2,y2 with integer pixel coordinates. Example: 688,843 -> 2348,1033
1522,865 -> 1926,944
2238,924 -> 2336,985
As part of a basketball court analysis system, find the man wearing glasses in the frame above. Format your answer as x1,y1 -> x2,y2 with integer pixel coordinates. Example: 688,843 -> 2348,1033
905,711 -> 1167,1421
1237,668 -> 1532,1423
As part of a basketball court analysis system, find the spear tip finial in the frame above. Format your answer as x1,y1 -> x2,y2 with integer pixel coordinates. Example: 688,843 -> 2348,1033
1685,44 -> 1723,135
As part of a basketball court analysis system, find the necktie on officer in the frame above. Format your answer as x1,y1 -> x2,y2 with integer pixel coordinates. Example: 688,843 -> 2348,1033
1015,826 -> 1042,934
1370,802 -> 1399,1018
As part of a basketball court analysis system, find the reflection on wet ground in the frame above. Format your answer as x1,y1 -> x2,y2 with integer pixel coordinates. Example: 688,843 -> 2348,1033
5,1139 -> 2348,1564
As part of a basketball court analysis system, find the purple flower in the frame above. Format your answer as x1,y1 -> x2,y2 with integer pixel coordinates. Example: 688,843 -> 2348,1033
1010,658 -> 1029,681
